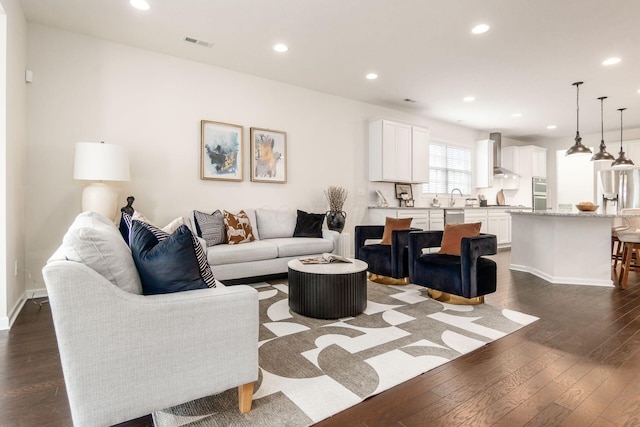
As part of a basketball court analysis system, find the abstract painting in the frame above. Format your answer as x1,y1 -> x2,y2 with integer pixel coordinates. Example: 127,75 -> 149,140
201,120 -> 243,181
250,128 -> 287,183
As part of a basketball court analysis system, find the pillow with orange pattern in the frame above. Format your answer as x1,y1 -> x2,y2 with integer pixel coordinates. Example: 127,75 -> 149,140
223,210 -> 256,244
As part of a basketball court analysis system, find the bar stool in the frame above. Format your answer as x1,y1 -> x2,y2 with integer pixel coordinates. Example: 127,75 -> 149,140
617,231 -> 640,289
612,226 -> 628,270
612,209 -> 640,270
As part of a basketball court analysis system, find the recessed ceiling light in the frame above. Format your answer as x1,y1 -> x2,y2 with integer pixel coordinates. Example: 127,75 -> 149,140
471,24 -> 490,34
366,73 -> 378,80
463,96 -> 475,102
602,57 -> 621,66
273,44 -> 288,53
547,125 -> 557,130
512,113 -> 522,118
130,0 -> 150,11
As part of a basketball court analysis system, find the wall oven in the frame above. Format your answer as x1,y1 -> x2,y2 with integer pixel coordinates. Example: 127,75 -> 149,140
532,177 -> 547,211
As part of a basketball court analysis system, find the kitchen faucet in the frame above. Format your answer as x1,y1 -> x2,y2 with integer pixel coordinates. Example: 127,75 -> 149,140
449,188 -> 463,206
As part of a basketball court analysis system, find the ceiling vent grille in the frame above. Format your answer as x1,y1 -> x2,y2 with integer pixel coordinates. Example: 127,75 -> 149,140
183,36 -> 212,48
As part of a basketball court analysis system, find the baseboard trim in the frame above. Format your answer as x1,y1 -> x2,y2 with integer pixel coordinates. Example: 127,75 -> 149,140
0,287 -> 49,331
27,288 -> 49,299
510,264 -> 614,287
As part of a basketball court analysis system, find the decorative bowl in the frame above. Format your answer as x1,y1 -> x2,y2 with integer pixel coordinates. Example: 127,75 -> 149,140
576,203 -> 599,212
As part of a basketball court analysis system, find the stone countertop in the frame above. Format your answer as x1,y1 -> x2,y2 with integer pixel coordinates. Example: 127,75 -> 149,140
368,206 -> 532,210
510,210 -> 640,218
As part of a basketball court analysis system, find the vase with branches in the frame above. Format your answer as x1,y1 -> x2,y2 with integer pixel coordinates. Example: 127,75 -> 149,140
325,186 -> 348,233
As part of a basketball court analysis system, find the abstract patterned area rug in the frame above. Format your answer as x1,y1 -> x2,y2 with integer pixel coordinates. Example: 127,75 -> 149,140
153,281 -> 538,427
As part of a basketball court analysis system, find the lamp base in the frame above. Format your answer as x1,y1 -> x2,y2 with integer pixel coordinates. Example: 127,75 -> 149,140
81,182 -> 118,221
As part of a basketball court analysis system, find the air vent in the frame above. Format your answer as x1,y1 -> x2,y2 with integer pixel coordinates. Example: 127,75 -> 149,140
183,36 -> 213,48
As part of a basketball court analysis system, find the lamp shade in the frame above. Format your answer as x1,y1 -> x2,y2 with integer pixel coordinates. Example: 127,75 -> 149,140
74,142 -> 130,181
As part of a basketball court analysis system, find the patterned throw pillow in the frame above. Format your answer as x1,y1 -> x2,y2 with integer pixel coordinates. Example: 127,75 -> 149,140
129,220 -> 216,294
223,210 -> 256,245
119,211 -> 134,245
119,211 -> 186,245
193,210 -> 226,246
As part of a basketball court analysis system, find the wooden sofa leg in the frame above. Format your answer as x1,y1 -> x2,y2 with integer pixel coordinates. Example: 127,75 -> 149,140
238,382 -> 254,414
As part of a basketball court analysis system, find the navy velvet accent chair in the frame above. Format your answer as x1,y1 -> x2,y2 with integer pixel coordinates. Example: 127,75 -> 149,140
355,225 -> 420,284
408,230 -> 498,302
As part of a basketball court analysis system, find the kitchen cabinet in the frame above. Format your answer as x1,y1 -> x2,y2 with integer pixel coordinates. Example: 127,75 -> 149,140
502,145 -> 547,178
464,209 -> 488,234
367,207 -> 526,247
475,139 -> 494,188
487,211 -> 510,245
366,208 -> 445,231
462,208 -> 516,246
429,209 -> 444,231
367,208 -> 428,230
411,126 -> 430,183
396,209 -> 427,230
369,119 -> 429,183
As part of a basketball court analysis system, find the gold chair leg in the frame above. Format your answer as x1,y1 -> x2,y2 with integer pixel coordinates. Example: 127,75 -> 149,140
368,273 -> 409,286
427,289 -> 484,305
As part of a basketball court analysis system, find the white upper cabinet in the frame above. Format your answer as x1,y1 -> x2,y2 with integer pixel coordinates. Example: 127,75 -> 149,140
503,145 -> 547,178
411,126 -> 430,183
369,119 -> 430,183
475,139 -> 494,188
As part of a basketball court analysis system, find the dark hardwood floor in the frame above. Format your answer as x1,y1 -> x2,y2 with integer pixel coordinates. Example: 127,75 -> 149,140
3,250 -> 640,426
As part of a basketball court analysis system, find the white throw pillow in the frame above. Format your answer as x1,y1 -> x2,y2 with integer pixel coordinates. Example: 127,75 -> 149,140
62,212 -> 143,294
256,208 -> 296,239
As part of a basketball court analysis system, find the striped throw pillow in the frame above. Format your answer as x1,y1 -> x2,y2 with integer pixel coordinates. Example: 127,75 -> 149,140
193,210 -> 226,246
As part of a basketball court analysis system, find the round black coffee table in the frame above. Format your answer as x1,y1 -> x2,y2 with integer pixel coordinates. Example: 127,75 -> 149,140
287,258 -> 368,319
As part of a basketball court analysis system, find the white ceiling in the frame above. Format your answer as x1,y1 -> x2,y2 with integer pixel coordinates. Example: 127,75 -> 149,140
18,0 -> 640,142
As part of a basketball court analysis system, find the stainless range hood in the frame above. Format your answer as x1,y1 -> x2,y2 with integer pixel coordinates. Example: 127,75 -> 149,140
491,132 -> 519,178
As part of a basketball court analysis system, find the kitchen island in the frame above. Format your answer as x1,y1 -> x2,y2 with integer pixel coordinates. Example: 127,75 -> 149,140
510,211 -> 637,287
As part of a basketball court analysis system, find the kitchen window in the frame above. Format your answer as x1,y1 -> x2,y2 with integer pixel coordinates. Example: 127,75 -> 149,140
422,142 -> 472,195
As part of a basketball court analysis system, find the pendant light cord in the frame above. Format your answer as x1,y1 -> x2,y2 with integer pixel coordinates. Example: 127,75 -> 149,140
601,98 -> 604,141
576,84 -> 580,133
620,109 -> 624,149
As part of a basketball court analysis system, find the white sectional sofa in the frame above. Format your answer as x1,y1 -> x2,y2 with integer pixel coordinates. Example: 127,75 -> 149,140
186,208 -> 340,283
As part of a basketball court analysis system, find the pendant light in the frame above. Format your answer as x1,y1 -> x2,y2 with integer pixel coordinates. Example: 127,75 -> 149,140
611,108 -> 634,168
565,81 -> 592,156
591,96 -> 615,161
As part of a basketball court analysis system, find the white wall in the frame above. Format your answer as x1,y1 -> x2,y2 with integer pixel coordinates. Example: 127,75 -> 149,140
25,24 -> 481,291
0,0 -> 27,329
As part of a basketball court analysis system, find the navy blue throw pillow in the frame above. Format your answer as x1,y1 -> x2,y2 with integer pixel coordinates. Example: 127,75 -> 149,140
130,220 -> 216,295
293,210 -> 325,238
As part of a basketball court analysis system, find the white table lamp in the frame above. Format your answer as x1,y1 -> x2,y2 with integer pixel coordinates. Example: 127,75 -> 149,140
74,142 -> 130,220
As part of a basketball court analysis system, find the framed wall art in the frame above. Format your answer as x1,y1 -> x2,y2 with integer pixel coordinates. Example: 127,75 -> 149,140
201,120 -> 243,181
395,183 -> 413,200
250,127 -> 287,183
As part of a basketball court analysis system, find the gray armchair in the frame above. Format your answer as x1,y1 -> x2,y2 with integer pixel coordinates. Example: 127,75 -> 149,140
408,230 -> 497,303
42,212 -> 259,426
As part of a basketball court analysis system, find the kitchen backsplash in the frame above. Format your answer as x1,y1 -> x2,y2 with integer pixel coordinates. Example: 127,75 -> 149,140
369,179 -> 532,208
